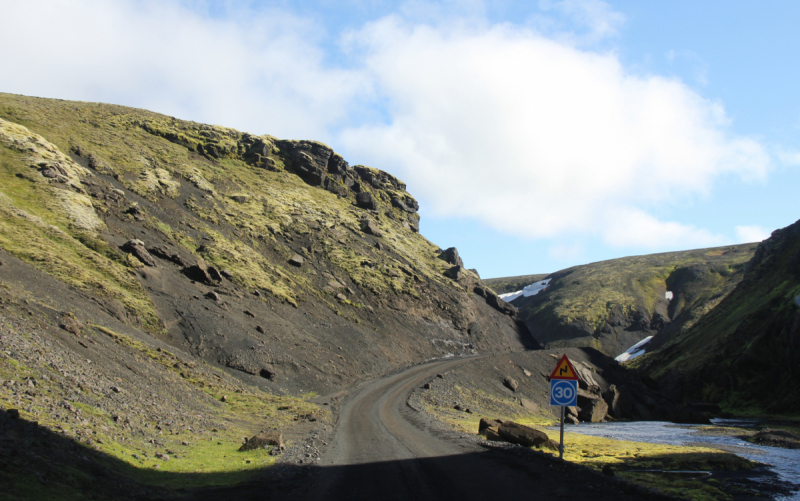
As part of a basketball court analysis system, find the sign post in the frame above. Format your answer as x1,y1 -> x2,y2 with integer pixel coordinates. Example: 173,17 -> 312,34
549,354 -> 578,459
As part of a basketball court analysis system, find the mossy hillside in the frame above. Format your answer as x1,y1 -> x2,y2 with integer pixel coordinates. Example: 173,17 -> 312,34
633,218 -> 800,413
514,244 -> 757,356
0,93 -> 457,314
0,140 -> 162,332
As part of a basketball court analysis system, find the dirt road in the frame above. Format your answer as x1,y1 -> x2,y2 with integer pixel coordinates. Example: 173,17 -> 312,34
277,356 -> 667,501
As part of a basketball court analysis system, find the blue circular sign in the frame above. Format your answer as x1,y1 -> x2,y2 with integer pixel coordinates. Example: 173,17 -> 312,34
550,379 -> 577,406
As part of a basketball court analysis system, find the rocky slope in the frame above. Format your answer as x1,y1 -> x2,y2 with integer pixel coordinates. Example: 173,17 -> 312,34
633,218 -> 800,414
0,93 -> 532,394
0,93 -> 532,498
501,244 -> 757,358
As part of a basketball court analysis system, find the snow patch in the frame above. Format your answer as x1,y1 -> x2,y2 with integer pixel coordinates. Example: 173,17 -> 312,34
498,279 -> 551,303
615,336 -> 654,363
665,291 -> 673,300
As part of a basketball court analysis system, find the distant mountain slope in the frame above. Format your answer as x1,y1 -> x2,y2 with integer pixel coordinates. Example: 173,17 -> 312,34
633,219 -> 800,413
483,274 -> 550,294
509,244 -> 758,357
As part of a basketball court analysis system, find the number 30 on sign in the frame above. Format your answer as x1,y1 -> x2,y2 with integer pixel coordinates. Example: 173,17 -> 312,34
550,379 -> 577,406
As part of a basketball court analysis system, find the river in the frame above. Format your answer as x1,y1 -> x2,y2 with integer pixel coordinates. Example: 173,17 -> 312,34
551,419 -> 800,500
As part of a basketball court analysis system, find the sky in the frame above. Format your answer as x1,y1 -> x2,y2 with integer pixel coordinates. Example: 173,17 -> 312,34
1,0 -> 798,279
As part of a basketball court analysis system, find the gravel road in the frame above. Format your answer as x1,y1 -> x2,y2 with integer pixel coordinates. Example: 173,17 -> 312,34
282,356 -> 670,501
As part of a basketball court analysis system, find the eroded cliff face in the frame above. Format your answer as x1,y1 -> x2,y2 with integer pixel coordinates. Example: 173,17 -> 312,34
0,93 -> 534,399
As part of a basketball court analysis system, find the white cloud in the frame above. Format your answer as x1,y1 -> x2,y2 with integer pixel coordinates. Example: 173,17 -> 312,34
539,0 -> 626,41
0,0 -> 369,140
735,225 -> 771,243
339,17 -> 770,248
0,1 -> 776,251
777,148 -> 800,166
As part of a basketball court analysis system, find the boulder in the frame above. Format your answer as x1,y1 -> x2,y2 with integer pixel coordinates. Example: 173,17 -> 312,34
578,396 -> 608,423
356,192 -> 377,210
207,266 -> 223,282
360,219 -> 382,237
148,246 -> 187,266
478,417 -> 504,435
288,254 -> 304,267
121,239 -> 156,267
440,247 -> 463,267
565,414 -> 579,425
59,316 -> 83,335
484,428 -> 504,442
497,422 -> 551,448
503,376 -> 519,392
230,195 -> 249,203
574,363 -> 600,392
183,259 -> 220,284
520,398 -> 539,413
444,266 -> 465,281
239,430 -> 284,451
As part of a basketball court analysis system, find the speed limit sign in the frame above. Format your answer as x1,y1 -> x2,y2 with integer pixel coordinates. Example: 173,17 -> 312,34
550,379 -> 577,406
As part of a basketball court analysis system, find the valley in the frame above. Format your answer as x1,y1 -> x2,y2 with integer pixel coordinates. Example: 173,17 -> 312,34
0,93 -> 798,500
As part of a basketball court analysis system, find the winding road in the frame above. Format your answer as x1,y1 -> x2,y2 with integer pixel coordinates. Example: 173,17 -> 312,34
191,357 -> 669,500
291,357 -> 659,501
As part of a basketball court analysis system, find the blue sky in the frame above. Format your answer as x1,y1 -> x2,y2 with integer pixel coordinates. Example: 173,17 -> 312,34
1,0 -> 798,279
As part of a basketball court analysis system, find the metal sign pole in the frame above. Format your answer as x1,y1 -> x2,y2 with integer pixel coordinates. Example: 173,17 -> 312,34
560,405 -> 565,459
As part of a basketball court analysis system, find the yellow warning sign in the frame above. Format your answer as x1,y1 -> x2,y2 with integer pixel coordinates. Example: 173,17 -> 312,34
549,355 -> 579,380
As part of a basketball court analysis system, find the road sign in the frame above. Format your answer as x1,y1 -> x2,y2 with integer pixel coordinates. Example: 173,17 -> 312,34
549,354 -> 579,380
549,354 -> 579,460
550,379 -> 578,406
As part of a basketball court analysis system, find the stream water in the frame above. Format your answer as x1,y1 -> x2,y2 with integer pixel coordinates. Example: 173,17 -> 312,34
551,419 -> 800,499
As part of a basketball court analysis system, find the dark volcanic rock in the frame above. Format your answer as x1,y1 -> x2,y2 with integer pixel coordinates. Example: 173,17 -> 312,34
288,254 -> 304,267
577,393 -> 608,422
360,219 -> 382,237
486,293 -> 517,316
497,421 -> 550,447
478,417 -> 504,435
121,239 -> 156,267
147,246 -> 187,266
183,259 -> 220,284
356,192 -> 377,210
503,376 -> 519,392
440,247 -> 463,267
444,266 -> 465,281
